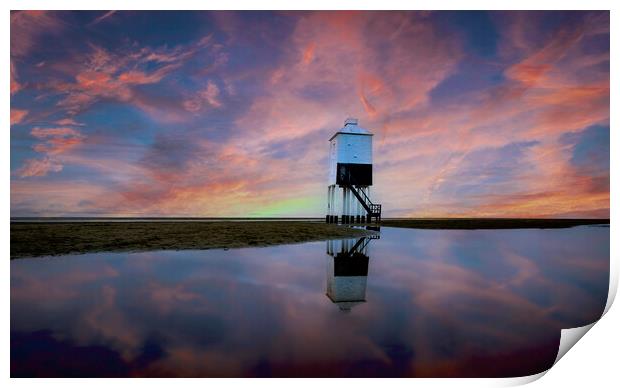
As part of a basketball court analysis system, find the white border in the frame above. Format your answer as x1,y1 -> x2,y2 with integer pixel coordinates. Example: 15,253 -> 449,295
5,1 -> 617,387
4,0 -> 620,10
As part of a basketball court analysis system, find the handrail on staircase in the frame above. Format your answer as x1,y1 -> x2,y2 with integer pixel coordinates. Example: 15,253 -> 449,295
338,167 -> 382,220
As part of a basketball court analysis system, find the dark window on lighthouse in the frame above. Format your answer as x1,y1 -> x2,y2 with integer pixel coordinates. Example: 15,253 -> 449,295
336,163 -> 372,186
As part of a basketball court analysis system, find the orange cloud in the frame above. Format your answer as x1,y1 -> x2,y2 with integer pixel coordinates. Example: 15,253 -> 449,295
52,42 -> 205,115
33,136 -> 84,155
302,42 -> 315,65
237,11 -> 461,148
505,63 -> 552,86
10,109 -> 28,125
16,127 -> 87,178
10,61 -> 21,94
16,157 -> 63,177
358,92 -> 377,117
31,127 -> 83,139
76,70 -> 112,88
117,65 -> 180,85
55,118 -> 84,126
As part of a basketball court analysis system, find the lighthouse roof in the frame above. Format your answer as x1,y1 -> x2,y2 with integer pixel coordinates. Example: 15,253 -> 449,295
329,118 -> 373,141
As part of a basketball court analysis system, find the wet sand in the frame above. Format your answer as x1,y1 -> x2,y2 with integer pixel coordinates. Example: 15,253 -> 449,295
10,218 -> 608,259
380,218 -> 609,229
10,221 -> 373,259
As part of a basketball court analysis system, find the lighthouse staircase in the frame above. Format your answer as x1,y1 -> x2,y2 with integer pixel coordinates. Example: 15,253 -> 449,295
349,233 -> 380,254
345,184 -> 382,223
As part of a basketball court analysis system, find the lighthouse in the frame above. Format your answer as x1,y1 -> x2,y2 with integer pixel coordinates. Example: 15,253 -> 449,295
326,118 -> 381,224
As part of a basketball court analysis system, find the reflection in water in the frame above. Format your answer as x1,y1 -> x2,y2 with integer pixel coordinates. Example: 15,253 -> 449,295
11,226 -> 609,377
326,235 -> 378,311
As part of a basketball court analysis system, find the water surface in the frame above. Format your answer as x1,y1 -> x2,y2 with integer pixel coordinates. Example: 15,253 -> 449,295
11,226 -> 609,377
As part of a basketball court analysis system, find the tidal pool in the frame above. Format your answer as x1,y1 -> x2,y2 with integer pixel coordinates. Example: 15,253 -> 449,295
11,226 -> 609,377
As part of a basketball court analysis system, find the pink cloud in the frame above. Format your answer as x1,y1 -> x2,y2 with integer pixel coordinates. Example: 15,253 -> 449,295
302,42 -> 315,65
10,61 -> 21,94
16,127 -> 87,178
31,127 -> 83,139
236,11 -> 461,150
51,41 -> 209,116
16,157 -> 63,177
10,109 -> 28,125
117,65 -> 181,85
183,80 -> 222,112
33,136 -> 84,155
30,127 -> 85,156
55,118 -> 85,126
202,81 -> 222,107
11,11 -> 65,58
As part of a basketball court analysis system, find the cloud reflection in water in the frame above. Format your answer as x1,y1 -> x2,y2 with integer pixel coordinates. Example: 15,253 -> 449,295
11,226 -> 608,377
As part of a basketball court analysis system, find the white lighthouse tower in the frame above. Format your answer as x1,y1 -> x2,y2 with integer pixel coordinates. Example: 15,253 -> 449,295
326,118 -> 381,224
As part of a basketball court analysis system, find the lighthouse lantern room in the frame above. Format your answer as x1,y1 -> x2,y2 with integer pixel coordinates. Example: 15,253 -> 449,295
326,118 -> 381,224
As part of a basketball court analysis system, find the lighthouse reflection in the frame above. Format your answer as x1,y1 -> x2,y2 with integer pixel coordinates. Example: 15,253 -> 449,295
326,230 -> 379,311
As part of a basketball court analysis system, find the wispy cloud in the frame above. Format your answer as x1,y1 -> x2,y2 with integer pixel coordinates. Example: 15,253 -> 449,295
89,10 -> 117,26
10,61 -> 21,94
17,127 -> 87,178
10,11 -> 65,58
16,157 -> 63,177
183,80 -> 223,112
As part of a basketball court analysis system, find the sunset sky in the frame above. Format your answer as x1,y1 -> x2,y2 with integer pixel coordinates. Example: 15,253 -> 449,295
10,11 -> 609,217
